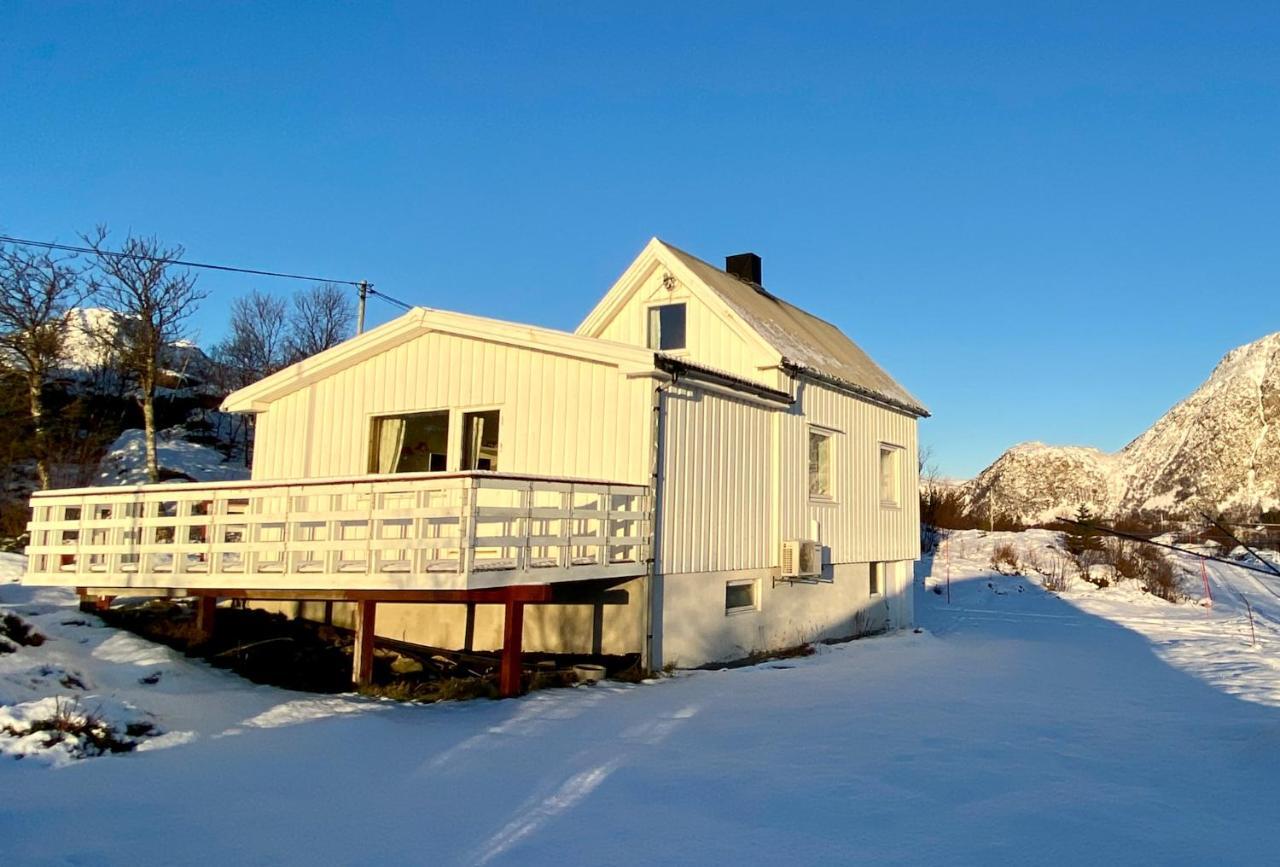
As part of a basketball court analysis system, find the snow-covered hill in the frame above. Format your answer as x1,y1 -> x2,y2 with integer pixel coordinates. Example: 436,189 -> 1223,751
969,331 -> 1280,522
62,306 -> 216,388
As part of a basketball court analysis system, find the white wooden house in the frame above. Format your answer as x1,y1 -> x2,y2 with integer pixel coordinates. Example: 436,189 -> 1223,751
24,239 -> 928,694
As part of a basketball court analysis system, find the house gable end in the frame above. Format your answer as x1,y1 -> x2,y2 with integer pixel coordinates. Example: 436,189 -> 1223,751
576,238 -> 783,384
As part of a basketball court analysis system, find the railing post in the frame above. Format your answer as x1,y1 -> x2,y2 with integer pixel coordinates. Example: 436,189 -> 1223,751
460,479 -> 476,581
516,483 -> 531,573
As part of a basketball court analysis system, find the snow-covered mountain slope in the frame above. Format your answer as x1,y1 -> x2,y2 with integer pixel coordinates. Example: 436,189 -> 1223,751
969,331 -> 1280,522
62,306 -> 215,386
966,443 -> 1121,524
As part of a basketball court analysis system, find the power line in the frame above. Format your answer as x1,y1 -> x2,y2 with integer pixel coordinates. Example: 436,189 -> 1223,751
0,232 -> 418,318
368,287 -> 413,311
0,233 -> 367,288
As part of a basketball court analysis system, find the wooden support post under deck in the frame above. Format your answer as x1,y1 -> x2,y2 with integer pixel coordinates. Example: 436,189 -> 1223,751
500,599 -> 526,698
352,600 -> 377,688
194,596 -> 217,641
94,595 -> 115,612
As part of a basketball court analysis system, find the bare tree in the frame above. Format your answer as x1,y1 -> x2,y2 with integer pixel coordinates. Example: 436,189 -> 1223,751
84,227 -> 207,483
287,282 -> 354,361
0,244 -> 86,488
214,290 -> 290,388
211,290 -> 290,467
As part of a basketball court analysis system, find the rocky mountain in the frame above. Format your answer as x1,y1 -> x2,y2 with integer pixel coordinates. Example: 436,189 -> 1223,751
968,331 -> 1280,523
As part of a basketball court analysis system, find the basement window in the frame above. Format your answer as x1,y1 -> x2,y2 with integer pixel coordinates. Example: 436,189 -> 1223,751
725,579 -> 759,614
370,411 -> 450,473
879,445 -> 902,508
647,303 -> 686,351
870,562 -> 885,596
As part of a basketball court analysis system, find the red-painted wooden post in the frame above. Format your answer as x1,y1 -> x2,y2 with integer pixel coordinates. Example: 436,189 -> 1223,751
500,599 -> 526,698
352,600 -> 377,688
1199,557 -> 1214,607
94,595 -> 115,612
195,596 -> 217,639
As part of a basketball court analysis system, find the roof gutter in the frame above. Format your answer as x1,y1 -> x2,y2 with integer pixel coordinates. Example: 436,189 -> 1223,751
654,355 -> 794,407
780,360 -> 930,418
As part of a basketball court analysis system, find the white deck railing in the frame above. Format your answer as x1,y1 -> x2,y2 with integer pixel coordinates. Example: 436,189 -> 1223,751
25,472 -> 651,592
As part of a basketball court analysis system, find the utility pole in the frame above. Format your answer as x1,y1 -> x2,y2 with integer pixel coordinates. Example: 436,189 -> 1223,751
356,280 -> 369,334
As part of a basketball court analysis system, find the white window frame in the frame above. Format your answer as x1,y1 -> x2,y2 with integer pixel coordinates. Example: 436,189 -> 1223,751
724,578 -> 760,615
646,302 -> 688,352
879,443 -> 902,509
808,428 -> 834,501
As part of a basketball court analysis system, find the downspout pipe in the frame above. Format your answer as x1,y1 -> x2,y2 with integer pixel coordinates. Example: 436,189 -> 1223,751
643,365 -> 676,673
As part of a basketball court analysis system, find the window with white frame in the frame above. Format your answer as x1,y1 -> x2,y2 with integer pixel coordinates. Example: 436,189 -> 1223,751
809,429 -> 832,498
725,579 -> 759,614
647,303 -> 687,351
879,444 -> 901,507
870,562 -> 885,596
369,410 -> 450,474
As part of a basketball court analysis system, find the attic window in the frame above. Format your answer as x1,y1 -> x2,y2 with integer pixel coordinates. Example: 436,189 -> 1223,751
647,303 -> 686,351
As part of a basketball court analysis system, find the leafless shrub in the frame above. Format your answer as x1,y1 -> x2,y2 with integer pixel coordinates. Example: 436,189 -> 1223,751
1030,550 -> 1070,592
0,697 -> 152,758
1137,547 -> 1182,602
990,541 -> 1021,575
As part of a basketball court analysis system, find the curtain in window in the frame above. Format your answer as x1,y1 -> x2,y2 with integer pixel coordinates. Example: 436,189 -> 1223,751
376,417 -> 406,474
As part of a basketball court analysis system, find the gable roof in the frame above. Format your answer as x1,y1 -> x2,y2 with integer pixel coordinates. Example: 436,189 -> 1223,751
582,238 -> 929,417
221,307 -> 657,413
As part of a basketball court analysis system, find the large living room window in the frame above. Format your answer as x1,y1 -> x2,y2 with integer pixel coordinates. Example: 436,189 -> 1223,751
370,410 -> 450,473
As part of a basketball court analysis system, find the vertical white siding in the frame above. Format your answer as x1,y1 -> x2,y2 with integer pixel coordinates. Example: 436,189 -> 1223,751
659,384 -> 774,575
778,379 -> 921,564
251,331 -> 654,484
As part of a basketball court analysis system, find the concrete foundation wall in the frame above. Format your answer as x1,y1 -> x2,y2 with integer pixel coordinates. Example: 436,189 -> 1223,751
659,560 -> 913,667
253,560 -> 912,669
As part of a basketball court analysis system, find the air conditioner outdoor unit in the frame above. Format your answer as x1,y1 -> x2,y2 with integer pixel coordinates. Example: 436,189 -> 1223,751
780,539 -> 821,578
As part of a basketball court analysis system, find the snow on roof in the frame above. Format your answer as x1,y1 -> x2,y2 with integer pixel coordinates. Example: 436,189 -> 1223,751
656,241 -> 929,417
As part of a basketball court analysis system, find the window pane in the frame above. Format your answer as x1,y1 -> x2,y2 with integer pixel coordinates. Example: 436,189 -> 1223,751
880,447 -> 899,505
648,304 -> 686,351
870,562 -> 883,595
371,411 -> 449,473
725,581 -> 755,611
462,410 -> 500,471
809,431 -> 830,497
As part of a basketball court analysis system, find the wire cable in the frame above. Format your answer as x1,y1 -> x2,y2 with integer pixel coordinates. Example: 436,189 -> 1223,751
0,233 -> 366,287
1,233 -> 422,316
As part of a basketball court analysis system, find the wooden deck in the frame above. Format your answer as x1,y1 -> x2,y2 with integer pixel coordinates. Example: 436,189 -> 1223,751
24,471 -> 651,593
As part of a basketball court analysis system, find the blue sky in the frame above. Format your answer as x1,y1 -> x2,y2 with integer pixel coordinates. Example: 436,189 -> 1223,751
3,3 -> 1278,477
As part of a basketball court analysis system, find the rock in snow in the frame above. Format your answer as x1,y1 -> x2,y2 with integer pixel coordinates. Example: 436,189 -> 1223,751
969,331 -> 1280,522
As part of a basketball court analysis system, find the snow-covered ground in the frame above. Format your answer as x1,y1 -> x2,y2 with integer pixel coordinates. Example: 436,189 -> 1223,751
96,428 -> 250,485
2,535 -> 1280,864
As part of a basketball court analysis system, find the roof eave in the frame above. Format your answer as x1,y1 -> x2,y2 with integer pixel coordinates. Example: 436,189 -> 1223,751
782,360 -> 930,418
